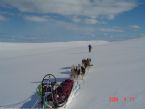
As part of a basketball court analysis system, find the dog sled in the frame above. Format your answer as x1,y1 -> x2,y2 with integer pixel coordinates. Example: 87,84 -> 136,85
34,74 -> 80,109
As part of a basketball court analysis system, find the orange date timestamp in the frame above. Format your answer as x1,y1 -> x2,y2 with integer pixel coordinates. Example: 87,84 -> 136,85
109,96 -> 135,103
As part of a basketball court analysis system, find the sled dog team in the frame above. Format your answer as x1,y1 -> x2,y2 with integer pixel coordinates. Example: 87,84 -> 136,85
70,58 -> 92,79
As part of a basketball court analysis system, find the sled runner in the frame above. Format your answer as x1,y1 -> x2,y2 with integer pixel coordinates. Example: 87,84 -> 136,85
35,74 -> 80,109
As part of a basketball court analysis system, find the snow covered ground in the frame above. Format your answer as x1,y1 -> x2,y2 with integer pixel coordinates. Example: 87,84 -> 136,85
0,38 -> 145,109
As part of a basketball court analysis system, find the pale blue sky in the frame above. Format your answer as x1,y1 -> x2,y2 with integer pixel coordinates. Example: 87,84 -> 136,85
0,0 -> 145,42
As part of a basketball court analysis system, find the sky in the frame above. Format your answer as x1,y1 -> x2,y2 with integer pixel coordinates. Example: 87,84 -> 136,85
0,0 -> 145,42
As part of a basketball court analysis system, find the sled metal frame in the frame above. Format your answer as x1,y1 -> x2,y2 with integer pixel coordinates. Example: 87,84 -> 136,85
41,74 -> 56,107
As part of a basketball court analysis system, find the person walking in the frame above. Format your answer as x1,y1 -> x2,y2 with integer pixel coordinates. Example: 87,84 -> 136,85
88,44 -> 92,53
